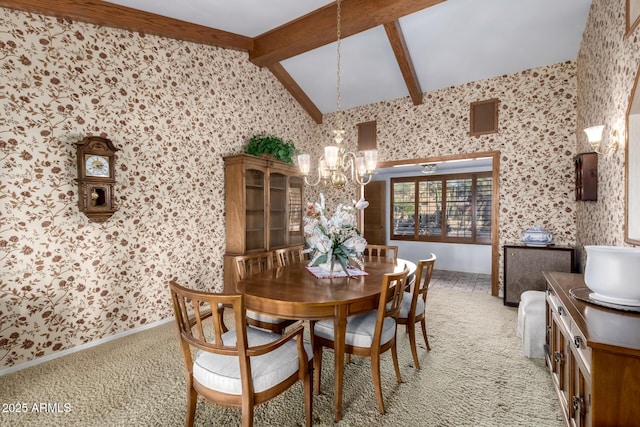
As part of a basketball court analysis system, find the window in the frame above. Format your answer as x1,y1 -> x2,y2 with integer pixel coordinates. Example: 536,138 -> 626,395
391,172 -> 492,244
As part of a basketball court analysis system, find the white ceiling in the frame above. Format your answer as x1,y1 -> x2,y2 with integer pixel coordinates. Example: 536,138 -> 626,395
104,0 -> 592,115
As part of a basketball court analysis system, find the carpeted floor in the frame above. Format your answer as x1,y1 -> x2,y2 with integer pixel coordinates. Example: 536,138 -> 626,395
0,281 -> 564,427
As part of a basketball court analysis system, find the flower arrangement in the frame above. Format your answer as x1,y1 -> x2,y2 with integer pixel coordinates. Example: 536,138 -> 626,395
303,193 -> 369,273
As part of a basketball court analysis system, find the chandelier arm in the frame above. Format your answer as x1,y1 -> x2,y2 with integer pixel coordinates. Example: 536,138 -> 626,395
340,151 -> 372,186
303,174 -> 323,187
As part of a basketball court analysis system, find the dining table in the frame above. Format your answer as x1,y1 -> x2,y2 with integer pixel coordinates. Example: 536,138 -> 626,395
235,257 -> 417,422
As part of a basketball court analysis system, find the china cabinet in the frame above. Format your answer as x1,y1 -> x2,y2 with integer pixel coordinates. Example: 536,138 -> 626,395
544,271 -> 640,427
223,154 -> 304,292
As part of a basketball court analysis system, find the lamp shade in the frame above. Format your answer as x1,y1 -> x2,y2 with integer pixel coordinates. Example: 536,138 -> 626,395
324,146 -> 339,170
363,150 -> 377,173
584,125 -> 604,143
355,157 -> 367,176
297,153 -> 311,175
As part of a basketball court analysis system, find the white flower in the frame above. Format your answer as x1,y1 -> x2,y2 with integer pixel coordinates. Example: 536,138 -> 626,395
303,194 -> 367,268
315,235 -> 332,253
355,198 -> 369,210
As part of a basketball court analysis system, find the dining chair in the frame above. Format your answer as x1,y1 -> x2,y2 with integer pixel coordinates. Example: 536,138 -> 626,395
234,252 -> 298,334
274,245 -> 307,267
397,254 -> 436,369
169,281 -> 313,427
364,244 -> 399,262
311,267 -> 409,415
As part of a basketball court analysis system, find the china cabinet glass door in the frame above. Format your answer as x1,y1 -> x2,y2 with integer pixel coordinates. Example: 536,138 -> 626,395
269,172 -> 287,248
245,169 -> 265,251
288,176 -> 304,245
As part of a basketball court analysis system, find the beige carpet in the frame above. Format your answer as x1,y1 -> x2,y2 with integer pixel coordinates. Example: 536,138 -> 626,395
0,288 -> 564,427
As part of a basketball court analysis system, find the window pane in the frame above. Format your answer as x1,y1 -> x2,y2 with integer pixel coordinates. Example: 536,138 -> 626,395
445,178 -> 473,238
476,177 -> 492,240
418,180 -> 442,236
390,171 -> 493,244
393,182 -> 415,235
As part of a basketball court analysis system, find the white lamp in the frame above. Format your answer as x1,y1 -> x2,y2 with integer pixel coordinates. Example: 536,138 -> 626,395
584,125 -> 604,152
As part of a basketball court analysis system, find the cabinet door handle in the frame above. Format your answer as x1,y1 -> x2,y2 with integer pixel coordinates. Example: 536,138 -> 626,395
558,306 -> 564,316
553,351 -> 564,363
572,395 -> 585,415
574,335 -> 583,349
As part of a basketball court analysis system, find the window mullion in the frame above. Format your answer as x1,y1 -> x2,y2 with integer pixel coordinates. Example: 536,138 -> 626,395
472,175 -> 477,241
414,180 -> 419,239
440,178 -> 447,242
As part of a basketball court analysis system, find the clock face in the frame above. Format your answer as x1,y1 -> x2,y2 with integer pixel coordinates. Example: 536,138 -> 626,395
85,155 -> 110,177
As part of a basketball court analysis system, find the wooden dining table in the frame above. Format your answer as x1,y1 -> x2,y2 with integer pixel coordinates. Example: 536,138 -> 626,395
235,257 -> 416,422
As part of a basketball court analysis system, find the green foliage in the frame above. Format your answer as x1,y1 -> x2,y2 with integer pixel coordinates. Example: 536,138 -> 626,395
245,134 -> 297,164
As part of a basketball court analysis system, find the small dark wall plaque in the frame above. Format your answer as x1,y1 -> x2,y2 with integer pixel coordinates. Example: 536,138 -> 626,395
470,98 -> 499,137
357,120 -> 377,151
575,152 -> 598,201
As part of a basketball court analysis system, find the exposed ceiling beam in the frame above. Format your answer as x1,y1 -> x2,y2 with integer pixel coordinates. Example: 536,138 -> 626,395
0,0 -> 253,51
249,0 -> 446,67
384,20 -> 423,106
267,63 -> 323,124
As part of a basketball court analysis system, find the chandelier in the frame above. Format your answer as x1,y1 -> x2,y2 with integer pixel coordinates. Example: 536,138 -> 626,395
421,164 -> 437,174
296,0 -> 378,189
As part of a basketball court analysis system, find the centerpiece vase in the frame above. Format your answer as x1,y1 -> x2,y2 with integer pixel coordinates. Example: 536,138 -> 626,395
319,255 -> 344,273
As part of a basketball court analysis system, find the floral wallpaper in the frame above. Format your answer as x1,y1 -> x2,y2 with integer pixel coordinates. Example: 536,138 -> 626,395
0,9 -> 318,368
317,62 -> 579,291
575,0 -> 640,267
2,0 -> 633,371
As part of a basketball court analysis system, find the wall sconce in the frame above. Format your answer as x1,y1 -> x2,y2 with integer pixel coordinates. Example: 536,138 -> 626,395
584,125 -> 604,152
583,125 -> 620,154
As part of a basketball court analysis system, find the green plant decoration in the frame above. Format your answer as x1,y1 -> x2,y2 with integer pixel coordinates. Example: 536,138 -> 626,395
245,134 -> 297,164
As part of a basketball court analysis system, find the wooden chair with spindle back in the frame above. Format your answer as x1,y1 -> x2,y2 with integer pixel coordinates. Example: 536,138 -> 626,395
311,267 -> 409,414
363,244 -> 399,262
234,251 -> 297,334
274,245 -> 307,267
169,281 -> 313,427
396,254 -> 436,369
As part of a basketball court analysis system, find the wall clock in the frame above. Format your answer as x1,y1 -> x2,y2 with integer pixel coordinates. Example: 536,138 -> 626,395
75,136 -> 118,222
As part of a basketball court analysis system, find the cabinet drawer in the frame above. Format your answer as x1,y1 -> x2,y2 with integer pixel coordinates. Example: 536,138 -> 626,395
547,291 -> 571,334
570,323 -> 592,374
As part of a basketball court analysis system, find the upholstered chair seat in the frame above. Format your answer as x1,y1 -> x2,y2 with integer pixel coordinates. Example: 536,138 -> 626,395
313,312 -> 397,349
245,311 -> 292,327
398,292 -> 424,320
193,327 -> 313,395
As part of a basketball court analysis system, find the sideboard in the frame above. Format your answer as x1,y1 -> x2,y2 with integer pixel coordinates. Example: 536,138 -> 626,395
543,271 -> 640,427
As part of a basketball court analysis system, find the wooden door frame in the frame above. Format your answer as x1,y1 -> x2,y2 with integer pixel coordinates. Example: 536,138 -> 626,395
375,151 -> 500,297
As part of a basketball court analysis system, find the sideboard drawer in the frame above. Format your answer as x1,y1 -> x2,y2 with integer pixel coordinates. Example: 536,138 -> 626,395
548,291 -> 571,334
571,323 -> 591,374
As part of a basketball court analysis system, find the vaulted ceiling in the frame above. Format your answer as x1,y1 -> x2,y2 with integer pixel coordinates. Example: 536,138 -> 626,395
1,0 -> 592,124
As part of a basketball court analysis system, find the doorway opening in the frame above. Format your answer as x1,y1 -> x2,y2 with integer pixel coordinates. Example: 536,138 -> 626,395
365,151 -> 500,297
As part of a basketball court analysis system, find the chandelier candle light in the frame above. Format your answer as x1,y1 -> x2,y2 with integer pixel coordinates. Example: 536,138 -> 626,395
296,0 -> 378,189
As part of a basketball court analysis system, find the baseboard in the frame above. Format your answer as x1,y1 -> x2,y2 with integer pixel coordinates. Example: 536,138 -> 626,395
0,316 -> 174,376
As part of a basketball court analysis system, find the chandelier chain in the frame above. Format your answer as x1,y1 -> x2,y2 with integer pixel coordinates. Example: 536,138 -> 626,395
336,0 -> 342,131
